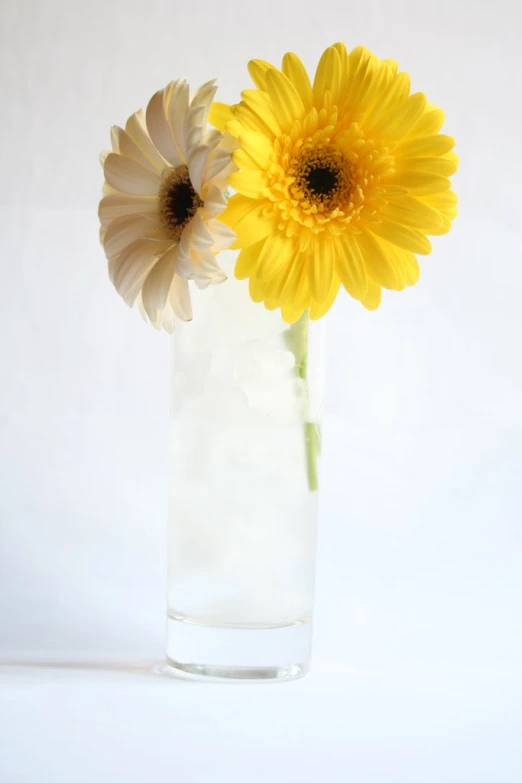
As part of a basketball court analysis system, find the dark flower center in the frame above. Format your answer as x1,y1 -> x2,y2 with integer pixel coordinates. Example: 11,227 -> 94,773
305,166 -> 339,196
159,165 -> 203,239
291,147 -> 355,211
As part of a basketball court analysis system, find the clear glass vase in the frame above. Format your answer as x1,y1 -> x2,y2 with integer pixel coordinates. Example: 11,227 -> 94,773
166,255 -> 325,681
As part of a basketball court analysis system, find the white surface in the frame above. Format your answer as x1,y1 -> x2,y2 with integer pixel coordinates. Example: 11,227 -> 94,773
2,665 -> 521,783
1,0 -> 522,779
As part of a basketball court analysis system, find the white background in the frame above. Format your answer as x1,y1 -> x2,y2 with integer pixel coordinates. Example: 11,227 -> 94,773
1,0 -> 521,780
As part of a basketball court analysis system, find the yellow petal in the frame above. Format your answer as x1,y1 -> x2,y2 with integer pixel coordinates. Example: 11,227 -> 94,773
402,156 -> 458,177
382,59 -> 399,77
247,59 -> 273,90
220,193 -> 259,228
209,102 -> 235,132
234,131 -> 273,168
396,134 -> 455,158
256,232 -> 294,281
232,104 -> 271,136
331,42 -> 350,80
372,92 -> 427,140
282,52 -> 314,111
369,219 -> 432,255
227,169 -> 268,199
263,250 -> 303,303
235,239 -> 266,279
361,277 -> 382,310
308,237 -> 335,303
310,273 -> 340,319
421,216 -> 451,236
409,109 -> 445,138
249,273 -> 265,303
240,90 -> 282,137
281,304 -> 306,324
381,195 -> 445,232
265,68 -> 305,131
222,197 -> 276,248
364,72 -> 411,130
421,190 -> 458,219
280,263 -> 310,322
402,255 -> 420,286
355,230 -> 403,290
313,46 -> 341,108
391,170 -> 452,195
302,107 -> 319,137
381,243 -> 420,286
353,55 -> 388,114
343,46 -> 387,116
336,232 -> 368,300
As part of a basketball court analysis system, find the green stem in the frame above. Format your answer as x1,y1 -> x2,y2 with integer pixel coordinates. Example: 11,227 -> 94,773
304,421 -> 319,492
285,313 -> 319,493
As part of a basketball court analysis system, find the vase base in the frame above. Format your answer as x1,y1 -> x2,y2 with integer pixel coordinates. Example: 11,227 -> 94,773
165,659 -> 308,682
165,613 -> 312,682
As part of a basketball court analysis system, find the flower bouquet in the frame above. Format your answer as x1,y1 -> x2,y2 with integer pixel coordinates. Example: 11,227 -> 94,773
99,44 -> 457,681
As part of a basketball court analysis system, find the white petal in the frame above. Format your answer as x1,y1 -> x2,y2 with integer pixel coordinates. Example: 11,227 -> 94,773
220,131 -> 240,153
175,253 -> 194,280
188,144 -> 211,196
168,79 -> 189,162
141,244 -> 178,319
109,238 -> 172,304
146,86 -> 183,167
102,214 -> 162,260
204,149 -> 234,188
169,275 -> 193,321
191,78 -> 218,108
110,126 -> 159,174
207,218 -> 236,251
161,303 -> 176,334
104,153 -> 160,196
195,247 -> 222,275
126,109 -> 169,171
184,79 -> 217,149
201,184 -> 227,219
135,293 -> 150,325
98,194 -> 157,227
193,269 -> 227,289
191,248 -> 228,285
208,160 -> 236,191
102,182 -> 119,197
174,227 -> 193,278
190,213 -> 214,249
136,292 -> 163,330
184,108 -> 208,153
110,128 -> 120,153
201,127 -> 224,151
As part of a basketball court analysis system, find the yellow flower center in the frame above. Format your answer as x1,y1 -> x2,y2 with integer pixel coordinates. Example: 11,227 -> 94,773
264,104 -> 396,242
291,147 -> 356,213
159,165 -> 203,240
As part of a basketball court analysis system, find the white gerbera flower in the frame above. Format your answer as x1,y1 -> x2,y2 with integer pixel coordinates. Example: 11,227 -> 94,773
99,78 -> 236,332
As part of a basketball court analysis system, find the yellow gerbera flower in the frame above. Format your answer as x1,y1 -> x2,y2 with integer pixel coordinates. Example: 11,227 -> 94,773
211,44 -> 458,323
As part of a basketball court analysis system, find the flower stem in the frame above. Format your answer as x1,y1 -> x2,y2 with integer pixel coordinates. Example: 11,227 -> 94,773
285,312 -> 319,493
